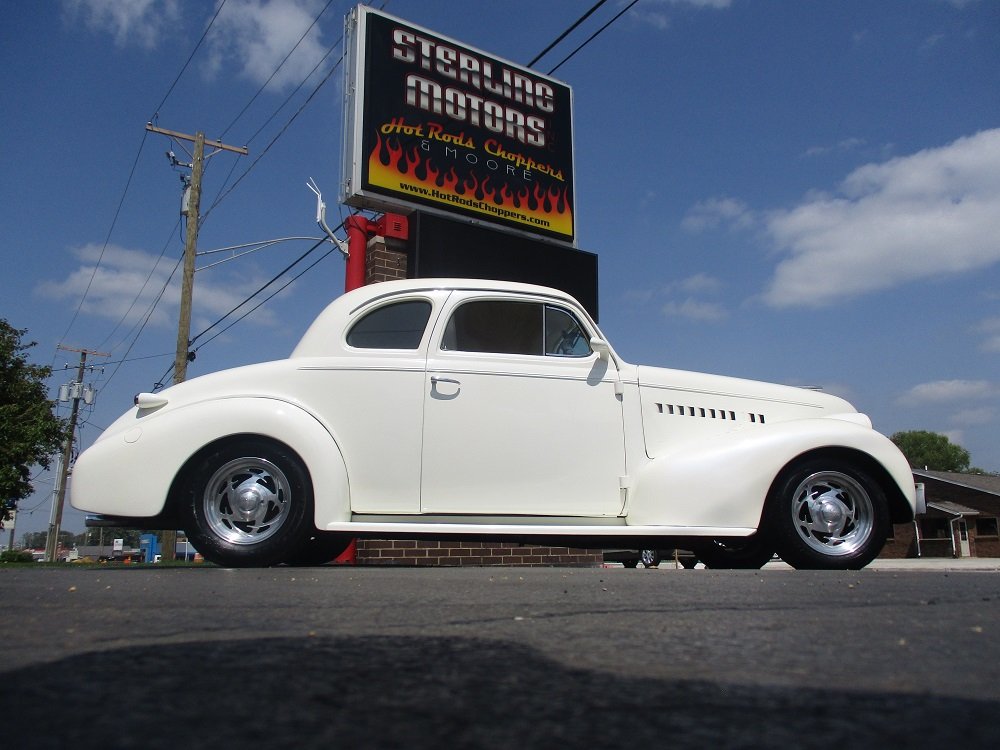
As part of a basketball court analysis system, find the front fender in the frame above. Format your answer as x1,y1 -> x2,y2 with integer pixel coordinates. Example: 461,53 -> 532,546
71,397 -> 351,529
627,418 -> 916,529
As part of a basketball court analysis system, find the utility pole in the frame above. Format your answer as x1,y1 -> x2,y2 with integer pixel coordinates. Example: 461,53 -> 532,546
146,124 -> 247,560
46,346 -> 107,562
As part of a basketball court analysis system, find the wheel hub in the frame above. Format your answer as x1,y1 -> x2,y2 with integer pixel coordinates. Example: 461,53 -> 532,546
235,484 -> 265,520
810,489 -> 850,535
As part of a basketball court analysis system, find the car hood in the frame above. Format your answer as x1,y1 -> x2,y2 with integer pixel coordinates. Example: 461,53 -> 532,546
635,365 -> 864,458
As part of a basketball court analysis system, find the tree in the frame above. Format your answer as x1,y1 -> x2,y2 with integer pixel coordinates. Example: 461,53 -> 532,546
890,430 -> 972,472
0,320 -> 66,524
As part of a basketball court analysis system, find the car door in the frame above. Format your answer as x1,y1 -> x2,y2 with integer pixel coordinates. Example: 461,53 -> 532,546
420,293 -> 626,517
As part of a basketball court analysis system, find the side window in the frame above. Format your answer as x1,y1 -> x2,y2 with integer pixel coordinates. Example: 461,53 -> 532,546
545,305 -> 591,357
442,301 -> 542,354
346,300 -> 432,349
441,300 -> 592,357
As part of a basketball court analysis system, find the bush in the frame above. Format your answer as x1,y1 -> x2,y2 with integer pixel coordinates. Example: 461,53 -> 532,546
0,549 -> 35,563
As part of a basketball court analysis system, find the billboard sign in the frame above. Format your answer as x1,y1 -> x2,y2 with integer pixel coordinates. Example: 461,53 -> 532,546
341,5 -> 576,245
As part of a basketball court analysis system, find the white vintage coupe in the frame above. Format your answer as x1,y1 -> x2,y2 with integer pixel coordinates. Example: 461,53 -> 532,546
73,279 -> 921,569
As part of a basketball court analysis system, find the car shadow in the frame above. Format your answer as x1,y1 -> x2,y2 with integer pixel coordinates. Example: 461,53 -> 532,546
4,635 -> 997,749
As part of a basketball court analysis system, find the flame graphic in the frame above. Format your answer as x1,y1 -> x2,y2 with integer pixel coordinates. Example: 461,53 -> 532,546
367,134 -> 573,237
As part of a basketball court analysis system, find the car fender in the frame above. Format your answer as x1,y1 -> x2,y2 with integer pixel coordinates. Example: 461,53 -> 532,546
627,418 -> 916,529
72,397 -> 350,528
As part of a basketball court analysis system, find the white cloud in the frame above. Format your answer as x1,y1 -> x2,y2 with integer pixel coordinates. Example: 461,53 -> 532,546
681,196 -> 755,232
205,0 -> 331,91
660,274 -> 727,321
63,0 -> 180,49
35,243 -> 278,332
802,138 -> 866,159
897,379 -> 997,406
662,298 -> 728,322
762,129 -> 1000,308
977,317 -> 1000,353
631,0 -> 731,30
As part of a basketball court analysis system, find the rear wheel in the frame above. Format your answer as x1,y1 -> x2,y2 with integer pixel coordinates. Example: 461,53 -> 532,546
180,438 -> 316,568
768,459 -> 889,570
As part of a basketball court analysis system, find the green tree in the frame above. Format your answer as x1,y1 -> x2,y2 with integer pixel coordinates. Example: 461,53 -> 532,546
0,320 -> 66,524
890,430 -> 972,472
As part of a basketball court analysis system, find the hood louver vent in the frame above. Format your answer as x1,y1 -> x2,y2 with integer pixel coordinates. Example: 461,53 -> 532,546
655,402 -> 765,425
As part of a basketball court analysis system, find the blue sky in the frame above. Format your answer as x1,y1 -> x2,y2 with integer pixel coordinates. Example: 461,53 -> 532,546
2,0 -> 998,538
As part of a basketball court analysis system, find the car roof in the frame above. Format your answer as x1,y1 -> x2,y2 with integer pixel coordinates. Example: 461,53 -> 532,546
291,278 -> 584,357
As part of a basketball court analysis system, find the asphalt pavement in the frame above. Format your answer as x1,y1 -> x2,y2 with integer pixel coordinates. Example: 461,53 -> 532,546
2,562 -> 999,749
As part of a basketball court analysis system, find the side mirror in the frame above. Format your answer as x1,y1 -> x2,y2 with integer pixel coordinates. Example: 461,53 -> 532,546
590,337 -> 611,360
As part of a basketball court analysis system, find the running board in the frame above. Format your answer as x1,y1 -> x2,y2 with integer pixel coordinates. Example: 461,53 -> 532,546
322,520 -> 755,538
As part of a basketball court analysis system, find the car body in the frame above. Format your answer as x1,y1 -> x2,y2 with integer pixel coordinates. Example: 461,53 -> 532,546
72,278 -> 921,569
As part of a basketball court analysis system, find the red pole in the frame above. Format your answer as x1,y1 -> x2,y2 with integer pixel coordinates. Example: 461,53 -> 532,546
344,215 -> 374,292
334,215 -> 375,565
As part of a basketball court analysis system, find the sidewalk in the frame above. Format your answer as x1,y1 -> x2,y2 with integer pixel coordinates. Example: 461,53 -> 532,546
634,557 -> 1000,571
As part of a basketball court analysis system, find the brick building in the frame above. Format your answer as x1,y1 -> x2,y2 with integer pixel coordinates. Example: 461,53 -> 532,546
881,470 -> 1000,559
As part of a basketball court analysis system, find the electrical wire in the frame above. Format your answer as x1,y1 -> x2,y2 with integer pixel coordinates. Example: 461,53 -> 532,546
53,128 -> 149,359
192,240 -> 341,354
527,0 -> 611,67
203,42 -> 344,223
97,218 -> 182,353
218,0 -> 336,141
547,0 -> 641,75
188,236 -> 330,348
150,0 -> 230,119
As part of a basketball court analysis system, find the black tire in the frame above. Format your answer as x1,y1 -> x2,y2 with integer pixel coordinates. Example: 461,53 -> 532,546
767,459 -> 889,570
691,534 -> 774,569
283,533 -> 352,566
639,549 -> 661,568
180,438 -> 316,568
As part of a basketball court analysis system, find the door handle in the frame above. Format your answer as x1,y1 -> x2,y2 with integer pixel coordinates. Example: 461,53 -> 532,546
430,375 -> 461,400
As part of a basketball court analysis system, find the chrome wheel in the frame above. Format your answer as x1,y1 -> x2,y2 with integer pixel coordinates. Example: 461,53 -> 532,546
639,549 -> 660,568
789,470 -> 874,557
202,456 -> 293,546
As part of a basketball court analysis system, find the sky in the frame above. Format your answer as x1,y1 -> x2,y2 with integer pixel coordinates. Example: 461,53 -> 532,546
2,0 -> 998,540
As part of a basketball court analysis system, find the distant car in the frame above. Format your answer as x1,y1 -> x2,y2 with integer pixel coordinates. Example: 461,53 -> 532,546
72,279 -> 921,569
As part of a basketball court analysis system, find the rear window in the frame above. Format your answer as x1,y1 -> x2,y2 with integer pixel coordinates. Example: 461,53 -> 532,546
346,300 -> 432,349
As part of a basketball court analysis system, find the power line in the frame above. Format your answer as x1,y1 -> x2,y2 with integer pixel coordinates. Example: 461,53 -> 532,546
54,128 -> 149,358
202,46 -> 344,222
189,237 -> 329,348
151,0 -> 230,118
527,0 -> 612,67
218,0 -> 336,140
547,0 -> 640,75
192,240 -> 342,354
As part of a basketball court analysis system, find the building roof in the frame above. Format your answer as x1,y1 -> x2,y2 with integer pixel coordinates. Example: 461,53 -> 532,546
914,470 -> 1000,497
926,500 -> 980,516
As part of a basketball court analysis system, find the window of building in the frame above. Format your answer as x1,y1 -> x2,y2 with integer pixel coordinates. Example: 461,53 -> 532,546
919,518 -> 951,539
346,300 -> 432,349
975,517 -> 999,538
441,300 -> 591,357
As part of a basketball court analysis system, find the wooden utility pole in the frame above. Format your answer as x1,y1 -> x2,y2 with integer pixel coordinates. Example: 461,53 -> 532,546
46,346 -> 108,562
146,124 -> 247,560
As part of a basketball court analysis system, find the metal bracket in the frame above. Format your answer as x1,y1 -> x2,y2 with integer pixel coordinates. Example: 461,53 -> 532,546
307,178 -> 349,258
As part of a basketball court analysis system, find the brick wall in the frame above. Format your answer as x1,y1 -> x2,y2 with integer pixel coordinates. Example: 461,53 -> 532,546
357,540 -> 603,566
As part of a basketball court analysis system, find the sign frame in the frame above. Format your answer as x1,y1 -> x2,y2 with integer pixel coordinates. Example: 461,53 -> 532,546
341,5 -> 577,246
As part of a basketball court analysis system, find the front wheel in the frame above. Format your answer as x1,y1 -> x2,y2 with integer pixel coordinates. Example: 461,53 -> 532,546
767,460 -> 889,570
180,439 -> 316,568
